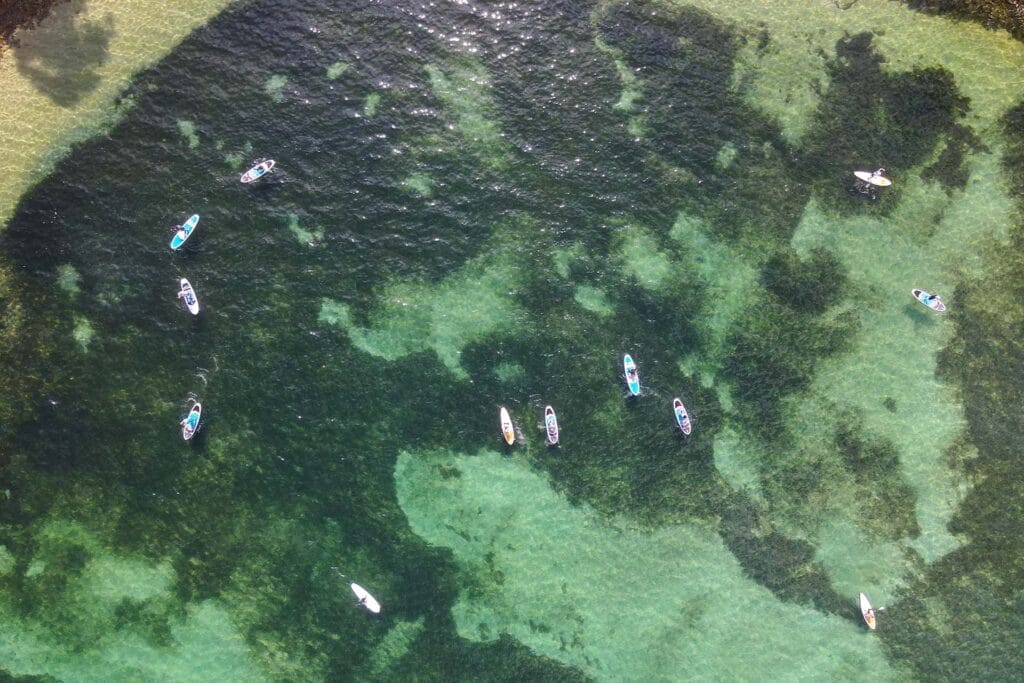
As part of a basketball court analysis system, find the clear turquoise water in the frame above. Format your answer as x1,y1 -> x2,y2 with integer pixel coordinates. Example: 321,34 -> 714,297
2,0 -> 1024,680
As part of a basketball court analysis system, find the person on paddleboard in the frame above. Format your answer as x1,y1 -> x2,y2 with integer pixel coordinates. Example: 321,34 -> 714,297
854,167 -> 891,197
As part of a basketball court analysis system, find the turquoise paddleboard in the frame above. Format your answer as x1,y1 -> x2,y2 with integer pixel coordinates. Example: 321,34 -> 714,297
181,401 -> 202,441
170,214 -> 200,250
624,354 -> 640,396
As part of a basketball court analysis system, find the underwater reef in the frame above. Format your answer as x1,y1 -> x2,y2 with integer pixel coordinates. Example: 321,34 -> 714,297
1,0 -> 1024,679
877,96 -> 1024,682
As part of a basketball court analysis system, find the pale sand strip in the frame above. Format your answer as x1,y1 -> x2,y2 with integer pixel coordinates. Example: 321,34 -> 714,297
0,0 -> 235,227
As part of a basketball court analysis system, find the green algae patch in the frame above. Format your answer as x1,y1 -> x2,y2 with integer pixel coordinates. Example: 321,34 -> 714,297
788,189 -> 986,565
56,264 -> 80,298
0,545 -> 13,575
319,232 -> 527,378
425,61 -> 511,169
763,146 -> 1014,600
224,150 -> 245,169
364,91 -> 381,118
670,212 -> 760,376
698,0 -> 1024,144
615,225 -> 674,292
223,140 -> 254,171
716,141 -> 738,169
395,448 -> 894,680
401,172 -> 434,198
264,74 -> 288,103
594,36 -> 642,113
612,60 -> 641,112
573,284 -> 614,317
286,213 -> 323,245
626,115 -> 646,138
0,520 -> 264,680
494,361 -> 525,384
76,554 -> 175,604
0,599 -> 265,681
813,516 -> 912,608
712,427 -> 764,502
370,617 -> 425,677
551,243 -> 585,279
326,61 -> 350,80
883,104 -> 1024,679
176,119 -> 200,149
318,298 -> 352,328
217,516 -> 363,681
72,315 -> 94,352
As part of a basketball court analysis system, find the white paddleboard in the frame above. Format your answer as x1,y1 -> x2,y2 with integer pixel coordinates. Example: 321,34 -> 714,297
500,406 -> 515,445
241,159 -> 275,183
912,288 -> 946,312
178,278 -> 199,315
544,405 -> 559,446
860,592 -> 877,630
351,582 -> 381,614
854,170 -> 892,187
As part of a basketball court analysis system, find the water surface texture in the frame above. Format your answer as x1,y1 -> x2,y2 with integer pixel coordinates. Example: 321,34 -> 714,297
2,0 -> 1024,679
0,0 -> 235,225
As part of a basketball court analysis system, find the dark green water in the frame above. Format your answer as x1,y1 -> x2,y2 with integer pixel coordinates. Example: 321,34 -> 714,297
2,0 -> 1024,679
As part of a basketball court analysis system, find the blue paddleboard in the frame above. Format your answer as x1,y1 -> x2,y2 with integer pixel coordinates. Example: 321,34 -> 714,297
170,214 -> 200,250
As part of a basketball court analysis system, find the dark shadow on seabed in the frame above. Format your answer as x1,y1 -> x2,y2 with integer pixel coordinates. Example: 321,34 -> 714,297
12,0 -> 113,107
0,0 -> 1020,678
0,0 -> 70,45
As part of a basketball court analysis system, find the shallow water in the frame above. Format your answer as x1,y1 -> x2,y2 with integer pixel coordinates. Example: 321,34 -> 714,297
0,0 -> 235,225
2,0 -> 1024,680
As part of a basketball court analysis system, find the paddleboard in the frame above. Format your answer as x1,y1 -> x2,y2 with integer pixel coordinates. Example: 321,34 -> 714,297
673,398 -> 692,435
500,406 -> 515,445
241,159 -> 275,183
181,402 -> 202,441
544,405 -> 559,446
860,592 -> 877,630
351,582 -> 381,614
170,214 -> 200,250
178,278 -> 199,315
853,170 -> 892,187
912,288 -> 946,312
623,354 -> 640,396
